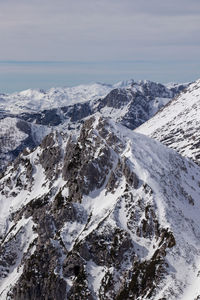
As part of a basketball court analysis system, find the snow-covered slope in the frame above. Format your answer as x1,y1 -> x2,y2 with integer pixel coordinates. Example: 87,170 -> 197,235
13,80 -> 185,129
0,80 -> 187,116
0,79 -> 188,170
136,79 -> 200,165
1,117 -> 200,299
0,117 -> 50,170
95,80 -> 188,129
0,83 -> 114,114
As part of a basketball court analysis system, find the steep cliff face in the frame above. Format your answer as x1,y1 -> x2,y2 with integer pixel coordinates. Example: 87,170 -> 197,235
1,117 -> 200,299
136,79 -> 200,166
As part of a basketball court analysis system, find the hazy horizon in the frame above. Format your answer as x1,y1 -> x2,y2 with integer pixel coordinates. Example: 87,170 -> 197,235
0,0 -> 199,93
0,60 -> 198,94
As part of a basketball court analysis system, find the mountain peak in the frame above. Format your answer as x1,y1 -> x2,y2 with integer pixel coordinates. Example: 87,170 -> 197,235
1,117 -> 200,299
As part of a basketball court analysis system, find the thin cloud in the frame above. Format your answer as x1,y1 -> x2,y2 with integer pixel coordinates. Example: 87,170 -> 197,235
0,0 -> 199,60
0,0 -> 199,90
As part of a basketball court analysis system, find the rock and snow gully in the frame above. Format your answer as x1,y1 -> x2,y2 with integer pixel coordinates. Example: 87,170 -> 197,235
0,116 -> 200,299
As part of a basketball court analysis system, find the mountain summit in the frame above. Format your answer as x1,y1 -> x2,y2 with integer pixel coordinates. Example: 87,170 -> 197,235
1,117 -> 200,299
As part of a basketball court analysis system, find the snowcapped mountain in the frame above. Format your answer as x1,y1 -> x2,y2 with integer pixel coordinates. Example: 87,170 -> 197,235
0,80 -> 187,118
10,80 -> 178,130
136,79 -> 200,165
0,80 -> 189,169
0,83 -> 114,114
95,80 -> 188,129
1,117 -> 200,299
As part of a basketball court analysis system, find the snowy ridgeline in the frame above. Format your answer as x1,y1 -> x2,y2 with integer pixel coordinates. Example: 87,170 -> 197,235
0,116 -> 200,299
0,83 -> 114,113
0,79 -> 187,114
0,79 -> 189,170
136,79 -> 200,166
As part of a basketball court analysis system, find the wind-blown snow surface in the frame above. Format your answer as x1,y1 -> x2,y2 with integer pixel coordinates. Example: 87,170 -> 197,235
136,79 -> 200,166
0,117 -> 200,299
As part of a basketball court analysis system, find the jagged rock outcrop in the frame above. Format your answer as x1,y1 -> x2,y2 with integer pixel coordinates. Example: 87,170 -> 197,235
1,117 -> 200,299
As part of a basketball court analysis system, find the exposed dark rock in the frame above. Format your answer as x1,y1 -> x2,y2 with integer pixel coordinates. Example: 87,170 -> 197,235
65,102 -> 92,122
62,118 -> 113,201
97,88 -> 132,109
12,245 -> 67,300
20,109 -> 61,126
122,158 -> 139,188
106,171 -> 118,193
39,132 -> 62,180
0,116 -> 185,300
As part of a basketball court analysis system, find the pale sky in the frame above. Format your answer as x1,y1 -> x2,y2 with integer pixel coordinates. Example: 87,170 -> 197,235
0,0 -> 200,92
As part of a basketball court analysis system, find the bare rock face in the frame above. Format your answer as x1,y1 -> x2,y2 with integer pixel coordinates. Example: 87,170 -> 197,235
96,82 -> 188,130
13,246 -> 67,300
62,117 -> 113,201
122,158 -> 139,189
1,116 -> 199,300
39,132 -> 62,181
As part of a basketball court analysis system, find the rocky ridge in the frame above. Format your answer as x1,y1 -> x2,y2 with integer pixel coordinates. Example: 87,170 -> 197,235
136,78 -> 200,166
0,117 -> 200,299
0,80 -> 189,169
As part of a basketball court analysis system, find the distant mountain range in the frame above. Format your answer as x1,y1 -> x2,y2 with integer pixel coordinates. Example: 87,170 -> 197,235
1,78 -> 200,299
0,79 -> 189,170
